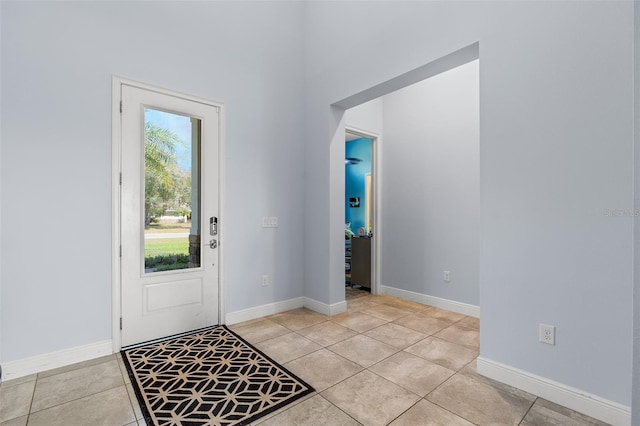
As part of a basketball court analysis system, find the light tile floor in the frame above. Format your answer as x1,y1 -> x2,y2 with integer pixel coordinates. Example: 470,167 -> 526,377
0,289 -> 609,426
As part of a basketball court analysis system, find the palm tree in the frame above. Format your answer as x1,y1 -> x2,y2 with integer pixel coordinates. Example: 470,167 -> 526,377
144,122 -> 184,224
145,122 -> 182,187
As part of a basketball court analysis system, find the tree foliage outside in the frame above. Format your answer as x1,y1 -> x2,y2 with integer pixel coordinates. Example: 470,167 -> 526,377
144,122 -> 191,225
144,122 -> 193,271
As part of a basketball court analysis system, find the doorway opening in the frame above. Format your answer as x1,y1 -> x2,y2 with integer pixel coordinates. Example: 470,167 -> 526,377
332,42 -> 480,317
345,128 -> 378,299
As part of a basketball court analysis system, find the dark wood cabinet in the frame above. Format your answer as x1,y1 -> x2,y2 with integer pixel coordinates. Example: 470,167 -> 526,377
351,237 -> 371,289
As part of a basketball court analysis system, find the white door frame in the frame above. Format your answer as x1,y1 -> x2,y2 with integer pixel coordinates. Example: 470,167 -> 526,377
111,76 -> 226,352
345,125 -> 381,295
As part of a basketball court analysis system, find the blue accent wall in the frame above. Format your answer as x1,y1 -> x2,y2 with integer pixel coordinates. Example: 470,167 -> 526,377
345,137 -> 372,233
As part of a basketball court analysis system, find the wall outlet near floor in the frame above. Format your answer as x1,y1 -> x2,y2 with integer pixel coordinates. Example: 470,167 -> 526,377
262,274 -> 269,287
539,323 -> 555,345
443,271 -> 451,282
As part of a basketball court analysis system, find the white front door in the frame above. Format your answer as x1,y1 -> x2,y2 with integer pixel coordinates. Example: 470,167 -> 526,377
119,83 -> 220,347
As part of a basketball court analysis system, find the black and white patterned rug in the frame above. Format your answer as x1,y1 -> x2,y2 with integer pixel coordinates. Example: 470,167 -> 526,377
122,325 -> 314,425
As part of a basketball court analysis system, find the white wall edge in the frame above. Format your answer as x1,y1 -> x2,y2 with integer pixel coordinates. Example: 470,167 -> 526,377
477,357 -> 631,426
2,340 -> 113,382
225,297 -> 304,325
303,297 -> 347,316
381,285 -> 480,318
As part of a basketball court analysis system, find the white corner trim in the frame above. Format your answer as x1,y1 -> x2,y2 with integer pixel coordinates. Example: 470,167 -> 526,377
2,340 -> 113,382
380,285 -> 480,318
477,357 -> 631,426
303,297 -> 347,316
225,297 -> 304,325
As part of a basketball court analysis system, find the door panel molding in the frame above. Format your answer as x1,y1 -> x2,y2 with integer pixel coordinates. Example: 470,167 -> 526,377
112,76 -> 225,352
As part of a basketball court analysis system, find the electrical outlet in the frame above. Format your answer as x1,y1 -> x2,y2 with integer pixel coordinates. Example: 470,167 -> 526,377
262,274 -> 269,287
539,324 -> 555,345
443,271 -> 451,282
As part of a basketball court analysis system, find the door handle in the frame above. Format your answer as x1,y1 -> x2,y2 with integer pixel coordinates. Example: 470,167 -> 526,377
209,239 -> 218,249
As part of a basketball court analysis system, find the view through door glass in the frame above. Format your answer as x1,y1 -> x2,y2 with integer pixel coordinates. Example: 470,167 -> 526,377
144,108 -> 202,273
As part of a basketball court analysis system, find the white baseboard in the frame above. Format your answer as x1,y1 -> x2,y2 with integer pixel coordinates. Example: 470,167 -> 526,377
225,297 -> 304,325
380,285 -> 480,318
303,297 -> 347,316
225,296 -> 348,325
2,340 -> 113,382
477,357 -> 631,426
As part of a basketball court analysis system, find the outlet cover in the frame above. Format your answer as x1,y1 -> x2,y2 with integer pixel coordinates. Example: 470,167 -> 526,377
539,324 -> 555,345
262,275 -> 269,287
443,271 -> 451,282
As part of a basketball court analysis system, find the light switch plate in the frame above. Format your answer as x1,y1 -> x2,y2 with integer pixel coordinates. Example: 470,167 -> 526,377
262,217 -> 278,228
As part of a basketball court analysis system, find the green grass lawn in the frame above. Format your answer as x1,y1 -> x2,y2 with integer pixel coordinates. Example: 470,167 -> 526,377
145,238 -> 189,257
145,238 -> 190,271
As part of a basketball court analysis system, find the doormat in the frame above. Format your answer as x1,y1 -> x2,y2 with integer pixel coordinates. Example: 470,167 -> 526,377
122,325 -> 314,425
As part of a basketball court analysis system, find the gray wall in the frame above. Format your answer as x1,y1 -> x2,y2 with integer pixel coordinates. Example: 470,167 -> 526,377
0,0 -> 636,413
381,60 -> 479,306
345,98 -> 383,135
633,1 -> 640,423
0,1 -> 306,362
303,1 -> 633,406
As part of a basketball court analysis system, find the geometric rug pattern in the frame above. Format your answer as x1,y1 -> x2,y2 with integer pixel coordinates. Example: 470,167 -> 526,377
121,325 -> 314,426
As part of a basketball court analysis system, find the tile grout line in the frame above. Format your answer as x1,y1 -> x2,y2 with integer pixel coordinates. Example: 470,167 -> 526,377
317,393 -> 365,426
118,355 -> 141,421
291,333 -> 353,350
28,371 -> 127,416
28,385 -> 128,416
25,375 -> 37,425
34,355 -> 115,381
383,398 -> 422,426
420,356 -> 483,425
429,334 -> 480,352
365,367 -> 424,398
517,396 -> 539,425
251,391 -> 319,425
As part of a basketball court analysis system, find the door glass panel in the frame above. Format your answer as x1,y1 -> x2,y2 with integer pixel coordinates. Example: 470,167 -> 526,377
144,108 -> 201,273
